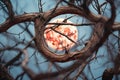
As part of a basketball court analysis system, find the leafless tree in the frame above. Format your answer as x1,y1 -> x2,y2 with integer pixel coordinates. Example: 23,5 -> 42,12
0,0 -> 120,80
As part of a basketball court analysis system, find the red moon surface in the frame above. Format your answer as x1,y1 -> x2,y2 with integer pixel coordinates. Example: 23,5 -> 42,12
44,18 -> 78,50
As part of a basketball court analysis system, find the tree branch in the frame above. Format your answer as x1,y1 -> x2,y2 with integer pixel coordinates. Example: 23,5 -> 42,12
1,0 -> 14,19
0,13 -> 40,33
0,6 -> 120,33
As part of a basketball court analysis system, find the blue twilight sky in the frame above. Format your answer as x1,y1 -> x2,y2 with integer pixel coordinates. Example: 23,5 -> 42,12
0,0 -> 120,80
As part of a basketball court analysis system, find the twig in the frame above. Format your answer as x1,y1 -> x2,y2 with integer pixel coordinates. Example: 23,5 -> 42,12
50,27 -> 77,44
48,22 -> 94,26
1,0 -> 14,19
21,49 -> 36,79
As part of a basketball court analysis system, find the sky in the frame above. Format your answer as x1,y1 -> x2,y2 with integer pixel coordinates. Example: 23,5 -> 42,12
0,0 -> 120,80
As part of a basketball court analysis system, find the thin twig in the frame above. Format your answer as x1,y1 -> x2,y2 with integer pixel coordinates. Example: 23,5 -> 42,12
48,22 -> 94,26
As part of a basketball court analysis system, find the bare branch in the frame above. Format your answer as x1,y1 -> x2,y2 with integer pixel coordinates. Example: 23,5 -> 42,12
4,37 -> 35,67
48,22 -> 94,26
1,0 -> 14,19
21,49 -> 36,79
0,13 -> 40,33
0,6 -> 119,33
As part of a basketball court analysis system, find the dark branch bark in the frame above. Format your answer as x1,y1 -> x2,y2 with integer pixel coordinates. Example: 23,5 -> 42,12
0,64 -> 14,80
0,0 -> 120,80
0,13 -> 40,33
102,68 -> 114,80
0,6 -> 119,33
1,0 -> 14,19
34,7 -> 105,62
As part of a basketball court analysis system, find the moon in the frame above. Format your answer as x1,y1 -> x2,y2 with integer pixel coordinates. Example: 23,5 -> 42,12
44,18 -> 78,50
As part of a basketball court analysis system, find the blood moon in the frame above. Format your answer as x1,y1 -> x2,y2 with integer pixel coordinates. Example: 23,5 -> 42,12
44,18 -> 78,50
